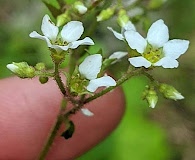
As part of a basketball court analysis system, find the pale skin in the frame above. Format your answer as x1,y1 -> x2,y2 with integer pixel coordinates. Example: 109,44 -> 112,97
0,77 -> 125,160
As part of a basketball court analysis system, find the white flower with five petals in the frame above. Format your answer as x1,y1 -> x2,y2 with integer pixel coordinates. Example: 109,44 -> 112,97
78,54 -> 116,92
125,19 -> 189,68
29,14 -> 94,52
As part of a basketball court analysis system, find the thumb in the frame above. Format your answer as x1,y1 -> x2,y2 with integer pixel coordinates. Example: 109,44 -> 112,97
0,77 -> 125,160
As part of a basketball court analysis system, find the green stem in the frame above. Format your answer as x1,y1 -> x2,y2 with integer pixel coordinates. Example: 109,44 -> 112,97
37,107 -> 64,160
54,62 -> 66,96
37,63 -> 67,160
84,67 -> 143,104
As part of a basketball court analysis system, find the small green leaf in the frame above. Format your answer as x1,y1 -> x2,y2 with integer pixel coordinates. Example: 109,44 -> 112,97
61,121 -> 75,139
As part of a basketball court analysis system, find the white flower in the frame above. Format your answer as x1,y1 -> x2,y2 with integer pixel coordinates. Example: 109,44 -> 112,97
125,19 -> 190,68
78,54 -> 116,92
81,108 -> 94,116
108,21 -> 136,40
29,14 -> 94,52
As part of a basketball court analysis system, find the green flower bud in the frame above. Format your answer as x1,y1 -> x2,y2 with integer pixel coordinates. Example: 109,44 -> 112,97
117,9 -> 129,27
74,1 -> 88,14
97,7 -> 115,22
7,62 -> 35,78
35,63 -> 46,71
148,0 -> 167,10
56,12 -> 71,27
159,83 -> 184,101
143,86 -> 158,108
39,76 -> 49,84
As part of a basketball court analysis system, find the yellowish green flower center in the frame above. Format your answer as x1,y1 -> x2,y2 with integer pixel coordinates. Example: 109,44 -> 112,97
143,44 -> 163,63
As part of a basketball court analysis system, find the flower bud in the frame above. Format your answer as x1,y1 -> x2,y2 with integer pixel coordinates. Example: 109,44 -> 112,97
56,12 -> 71,27
97,7 -> 115,22
159,83 -> 184,101
143,86 -> 158,108
7,62 -> 35,78
117,9 -> 129,27
148,0 -> 167,10
39,76 -> 49,84
35,63 -> 46,71
74,1 -> 88,14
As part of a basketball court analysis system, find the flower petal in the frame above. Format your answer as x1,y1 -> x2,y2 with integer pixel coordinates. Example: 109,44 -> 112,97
87,76 -> 116,92
41,14 -> 59,42
163,39 -> 190,59
79,54 -> 102,80
29,31 -> 52,47
172,92 -> 184,100
121,21 -> 136,33
109,51 -> 128,59
147,19 -> 169,48
50,44 -> 70,52
107,27 -> 124,40
69,37 -> 94,49
81,108 -> 94,116
124,30 -> 147,53
154,57 -> 179,68
6,63 -> 19,73
61,21 -> 84,43
75,4 -> 87,14
128,56 -> 151,68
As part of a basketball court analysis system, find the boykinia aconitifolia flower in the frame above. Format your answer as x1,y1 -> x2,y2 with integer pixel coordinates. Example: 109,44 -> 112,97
29,14 -> 94,52
108,21 -> 136,41
125,19 -> 190,68
78,54 -> 116,92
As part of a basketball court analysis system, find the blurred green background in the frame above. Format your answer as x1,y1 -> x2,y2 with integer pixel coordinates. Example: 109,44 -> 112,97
0,0 -> 195,160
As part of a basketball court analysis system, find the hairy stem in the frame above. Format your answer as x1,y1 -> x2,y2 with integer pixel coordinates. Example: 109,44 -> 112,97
37,63 -> 67,160
37,109 -> 64,160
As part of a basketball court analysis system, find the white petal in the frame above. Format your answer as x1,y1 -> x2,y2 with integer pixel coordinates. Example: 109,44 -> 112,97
61,21 -> 84,43
69,37 -> 94,49
147,19 -> 169,48
29,31 -> 52,47
149,99 -> 157,108
154,57 -> 179,68
172,92 -> 184,100
124,30 -> 147,53
50,44 -> 70,52
107,27 -> 124,40
87,76 -> 116,92
75,5 -> 87,14
122,21 -> 136,33
79,54 -> 102,80
7,64 -> 19,73
41,14 -> 59,42
109,51 -> 128,59
128,57 -> 151,68
81,108 -> 94,116
163,39 -> 189,59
